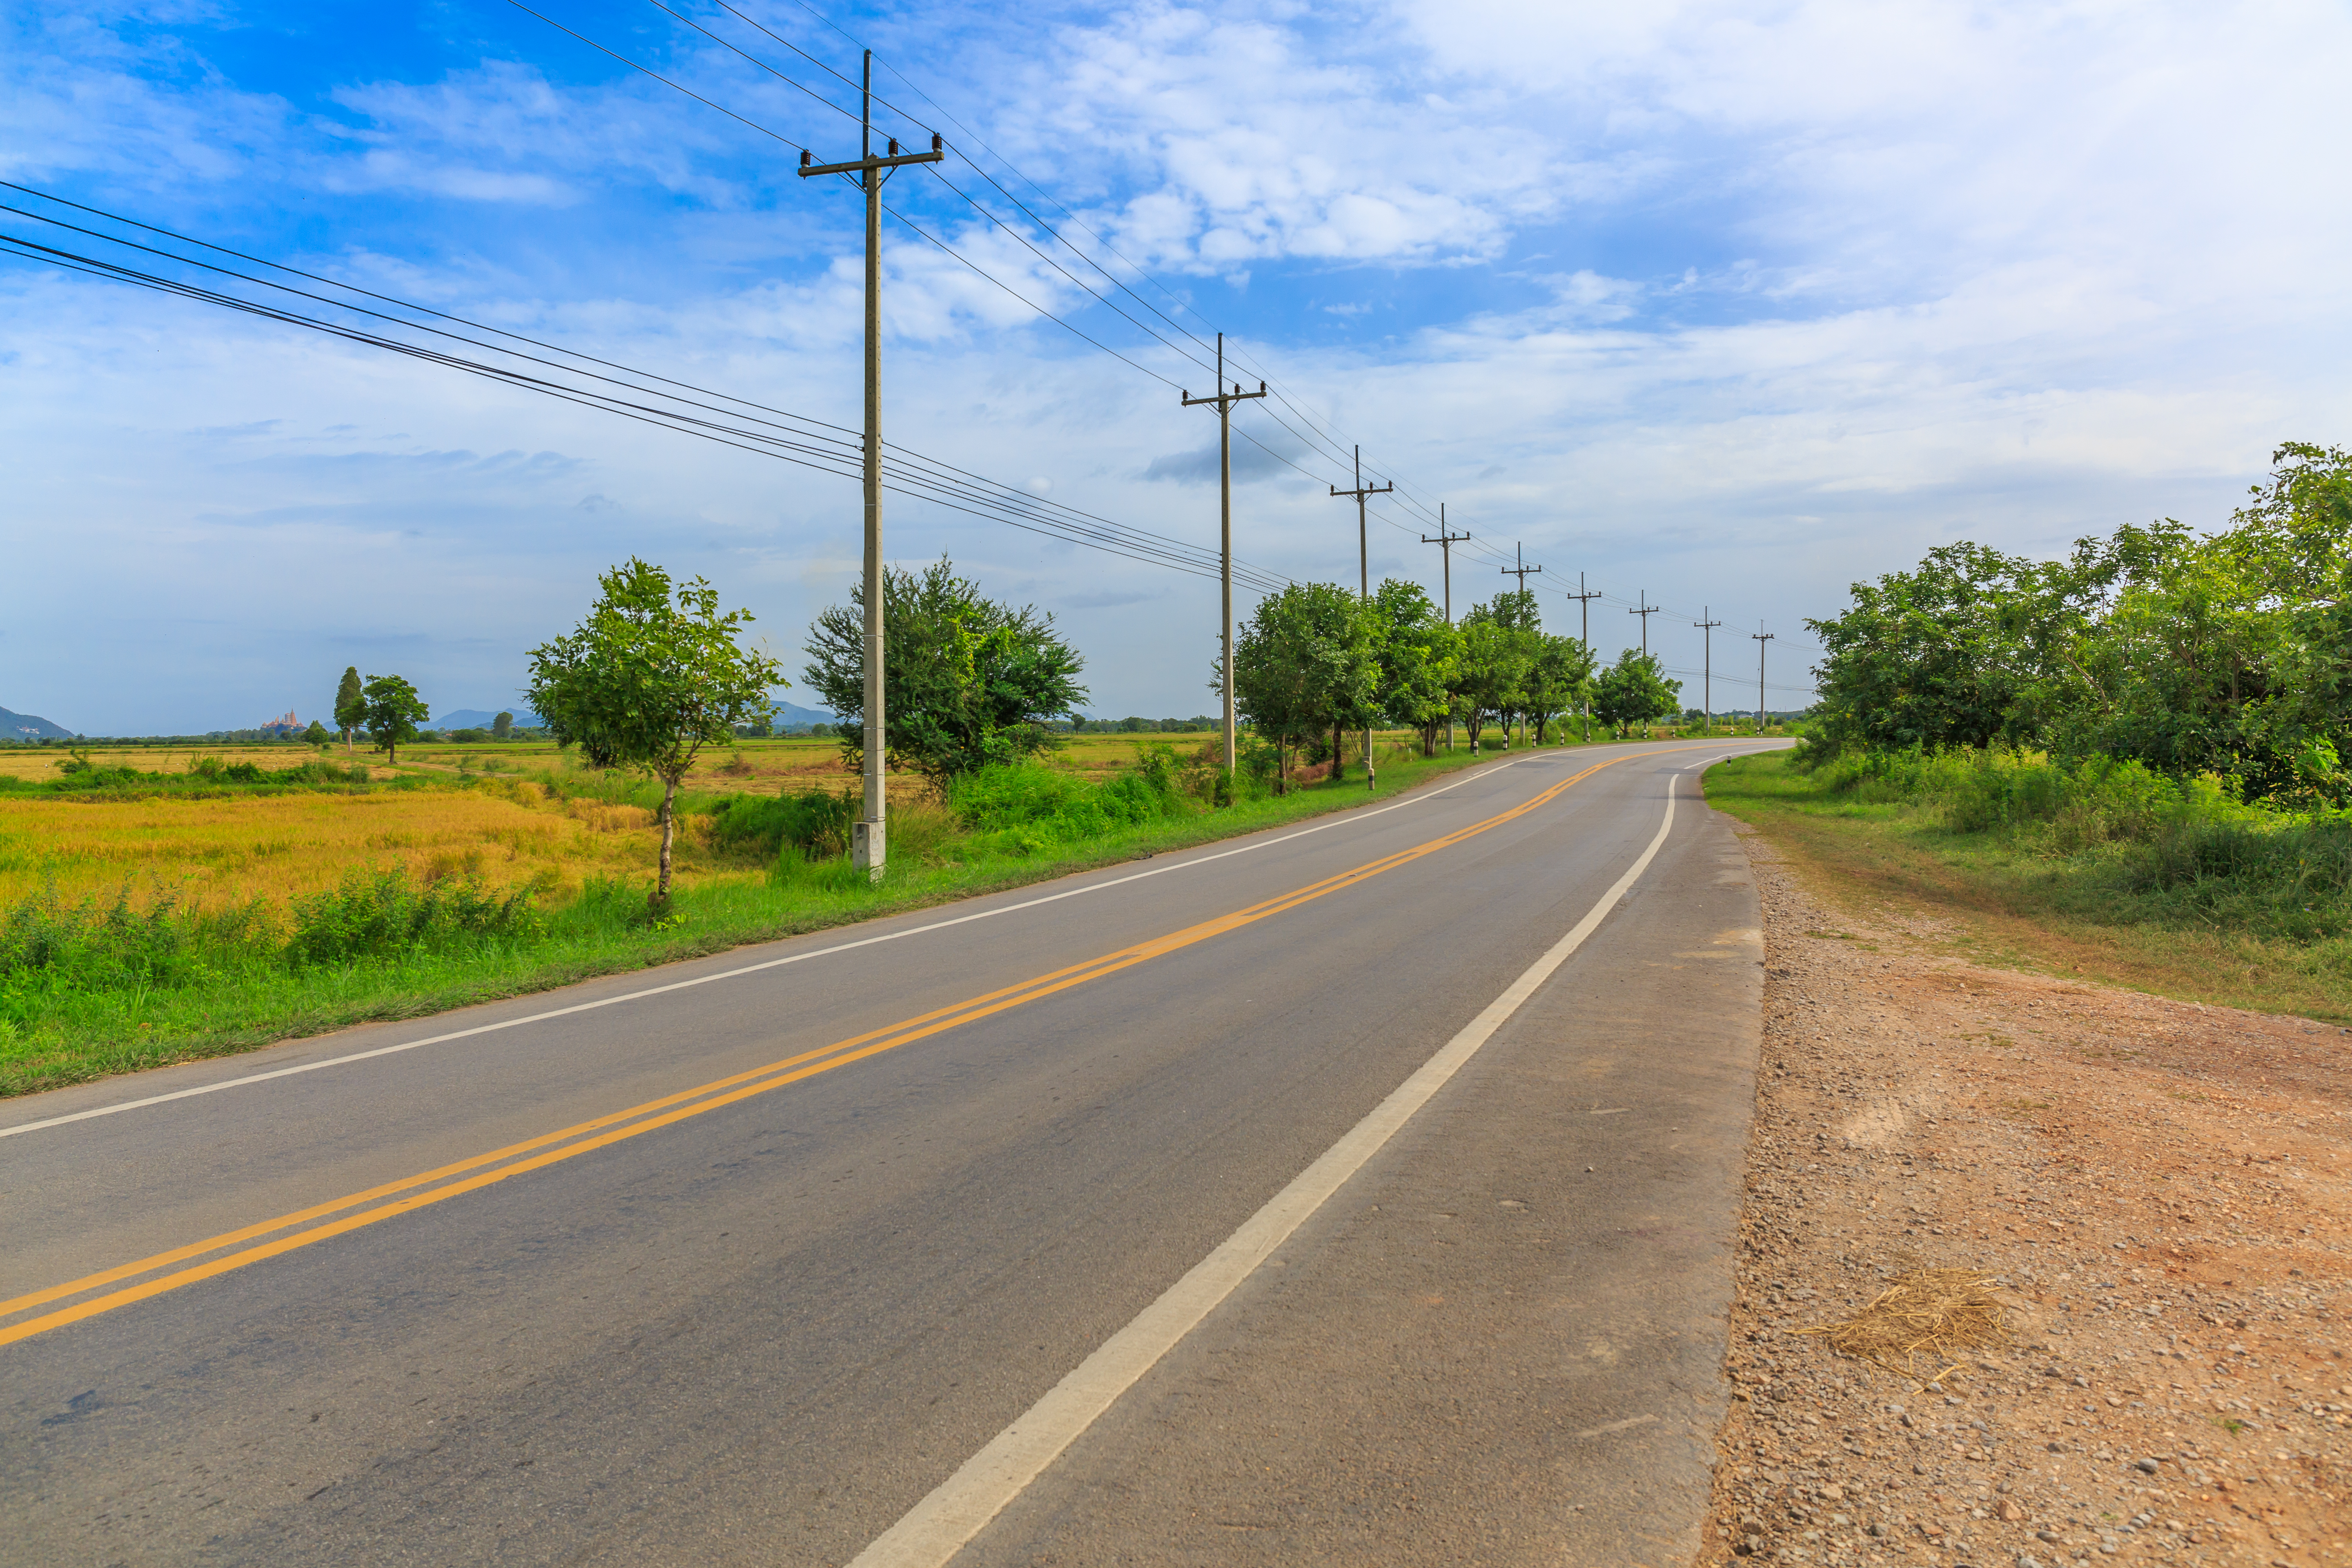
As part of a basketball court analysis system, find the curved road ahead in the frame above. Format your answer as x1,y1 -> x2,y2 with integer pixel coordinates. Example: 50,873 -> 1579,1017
3,740 -> 1777,1566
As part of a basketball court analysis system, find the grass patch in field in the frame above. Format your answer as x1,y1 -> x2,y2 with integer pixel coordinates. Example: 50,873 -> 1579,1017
0,733 -> 1599,1097
1704,750 -> 2352,1023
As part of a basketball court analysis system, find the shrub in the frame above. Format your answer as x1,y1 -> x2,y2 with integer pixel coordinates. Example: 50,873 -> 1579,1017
710,786 -> 859,861
286,867 -> 540,965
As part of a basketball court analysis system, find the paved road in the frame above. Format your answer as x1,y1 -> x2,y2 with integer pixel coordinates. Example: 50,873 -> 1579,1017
1,740 -> 1775,1566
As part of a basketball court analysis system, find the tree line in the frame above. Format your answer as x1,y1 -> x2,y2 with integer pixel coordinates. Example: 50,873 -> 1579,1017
1809,441 -> 2352,800
318,553 -> 1694,909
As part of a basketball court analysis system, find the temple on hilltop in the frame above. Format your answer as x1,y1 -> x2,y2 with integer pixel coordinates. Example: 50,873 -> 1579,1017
259,710 -> 301,736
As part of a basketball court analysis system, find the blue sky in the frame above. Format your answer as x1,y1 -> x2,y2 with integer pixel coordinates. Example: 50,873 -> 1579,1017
5,0 -> 2349,733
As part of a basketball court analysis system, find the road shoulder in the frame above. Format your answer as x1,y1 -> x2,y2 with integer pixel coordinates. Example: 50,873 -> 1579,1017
1698,820 -> 2352,1567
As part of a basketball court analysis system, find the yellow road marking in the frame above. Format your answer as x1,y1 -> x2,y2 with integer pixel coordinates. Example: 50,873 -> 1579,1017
2,749 -> 1659,1348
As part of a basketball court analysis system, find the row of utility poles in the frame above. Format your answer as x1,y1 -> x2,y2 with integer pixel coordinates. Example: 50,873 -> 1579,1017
806,52 -> 1782,879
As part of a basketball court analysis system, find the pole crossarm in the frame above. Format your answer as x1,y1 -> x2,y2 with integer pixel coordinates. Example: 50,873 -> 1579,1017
797,137 -> 944,179
1501,540 -> 1543,590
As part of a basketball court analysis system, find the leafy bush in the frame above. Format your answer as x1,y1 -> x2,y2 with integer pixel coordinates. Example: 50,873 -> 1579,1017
947,749 -> 1191,853
710,786 -> 858,861
286,867 -> 541,965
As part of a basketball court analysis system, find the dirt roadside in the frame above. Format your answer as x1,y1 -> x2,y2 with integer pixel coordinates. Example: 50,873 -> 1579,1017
1694,820 -> 2352,1568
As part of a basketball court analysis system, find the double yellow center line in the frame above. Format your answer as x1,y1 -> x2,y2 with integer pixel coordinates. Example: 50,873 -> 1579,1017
2,751 -> 1645,1349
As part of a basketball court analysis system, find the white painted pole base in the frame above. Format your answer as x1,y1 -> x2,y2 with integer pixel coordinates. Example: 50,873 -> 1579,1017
853,819 -> 886,881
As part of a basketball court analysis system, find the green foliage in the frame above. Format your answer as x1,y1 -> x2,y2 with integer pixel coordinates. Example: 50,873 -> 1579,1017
359,674 -> 429,764
1811,443 -> 2352,798
1229,582 -> 1381,787
493,711 -> 514,740
802,558 -> 1087,790
1372,578 -> 1460,756
301,719 -> 331,744
334,666 -> 365,746
946,749 -> 1191,854
528,558 -> 786,906
1523,632 -> 1595,744
1591,649 -> 1682,737
287,868 -> 542,965
710,786 -> 858,862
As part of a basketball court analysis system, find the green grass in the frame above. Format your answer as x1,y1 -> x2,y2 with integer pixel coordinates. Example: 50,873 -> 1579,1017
0,734 -> 1599,1098
1703,749 -> 2352,1023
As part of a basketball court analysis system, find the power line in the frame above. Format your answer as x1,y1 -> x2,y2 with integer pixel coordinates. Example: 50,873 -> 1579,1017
0,204 -> 1291,592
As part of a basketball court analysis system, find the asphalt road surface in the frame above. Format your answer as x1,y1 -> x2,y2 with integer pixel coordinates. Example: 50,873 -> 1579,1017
2,739 -> 1777,1566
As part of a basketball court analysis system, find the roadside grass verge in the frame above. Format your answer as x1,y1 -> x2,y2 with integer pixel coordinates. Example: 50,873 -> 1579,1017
1703,750 -> 2352,1023
0,735 -> 1597,1098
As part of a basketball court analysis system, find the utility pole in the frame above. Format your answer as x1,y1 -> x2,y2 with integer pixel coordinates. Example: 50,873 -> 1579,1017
1751,626 -> 1775,736
1420,504 -> 1468,751
1567,570 -> 1601,743
798,52 -> 942,882
1330,444 -> 1392,791
1629,588 -> 1660,657
1498,544 -> 1544,748
1696,607 -> 1722,735
1181,332 -> 1266,780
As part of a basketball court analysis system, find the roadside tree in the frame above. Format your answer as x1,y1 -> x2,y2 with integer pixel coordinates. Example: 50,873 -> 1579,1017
1230,582 -> 1380,790
1523,634 -> 1596,744
803,558 -> 1087,792
359,675 -> 430,764
1372,578 -> 1459,757
1454,599 -> 1534,753
1592,650 -> 1682,738
528,558 -> 786,910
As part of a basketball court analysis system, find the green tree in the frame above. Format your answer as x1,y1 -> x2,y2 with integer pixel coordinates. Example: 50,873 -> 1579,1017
359,675 -> 430,764
1523,634 -> 1595,744
301,719 -> 331,745
527,559 -> 786,909
802,558 -> 1087,791
1453,598 -> 1535,753
333,666 -> 365,753
1229,582 -> 1380,790
1592,650 -> 1682,738
492,711 -> 514,740
1371,579 -> 1460,757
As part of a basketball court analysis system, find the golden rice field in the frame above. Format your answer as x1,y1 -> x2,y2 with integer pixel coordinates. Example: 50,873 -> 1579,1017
0,784 -> 733,910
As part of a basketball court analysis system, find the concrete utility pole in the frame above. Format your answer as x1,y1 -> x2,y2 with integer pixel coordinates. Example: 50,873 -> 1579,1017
1330,445 -> 1392,791
1696,607 -> 1722,735
1752,626 -> 1775,736
1498,544 -> 1544,747
1181,332 -> 1266,778
798,52 -> 943,882
1568,570 -> 1601,743
1420,504 -> 1468,751
1629,588 -> 1660,657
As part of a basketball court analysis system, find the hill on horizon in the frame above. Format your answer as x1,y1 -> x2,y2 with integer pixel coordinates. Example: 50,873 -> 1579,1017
1,705 -> 72,739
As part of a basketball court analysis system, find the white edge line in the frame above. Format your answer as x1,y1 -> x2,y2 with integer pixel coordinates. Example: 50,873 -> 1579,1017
843,773 -> 1687,1568
0,749 -> 1605,1141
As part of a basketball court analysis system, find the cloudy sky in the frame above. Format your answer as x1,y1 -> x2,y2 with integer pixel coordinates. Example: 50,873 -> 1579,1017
4,0 -> 2348,734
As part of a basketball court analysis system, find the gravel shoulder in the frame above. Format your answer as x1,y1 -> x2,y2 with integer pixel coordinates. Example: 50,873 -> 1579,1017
1697,819 -> 2352,1568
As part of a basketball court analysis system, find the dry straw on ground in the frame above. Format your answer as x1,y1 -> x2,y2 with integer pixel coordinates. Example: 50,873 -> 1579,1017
1794,1263 -> 2011,1385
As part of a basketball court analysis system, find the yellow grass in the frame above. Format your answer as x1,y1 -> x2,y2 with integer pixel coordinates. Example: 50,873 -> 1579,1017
0,784 -> 740,909
0,745 -> 393,782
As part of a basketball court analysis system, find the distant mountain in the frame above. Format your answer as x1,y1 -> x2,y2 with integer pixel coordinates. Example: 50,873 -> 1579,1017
774,699 -> 836,726
1,705 -> 72,739
436,708 -> 543,730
